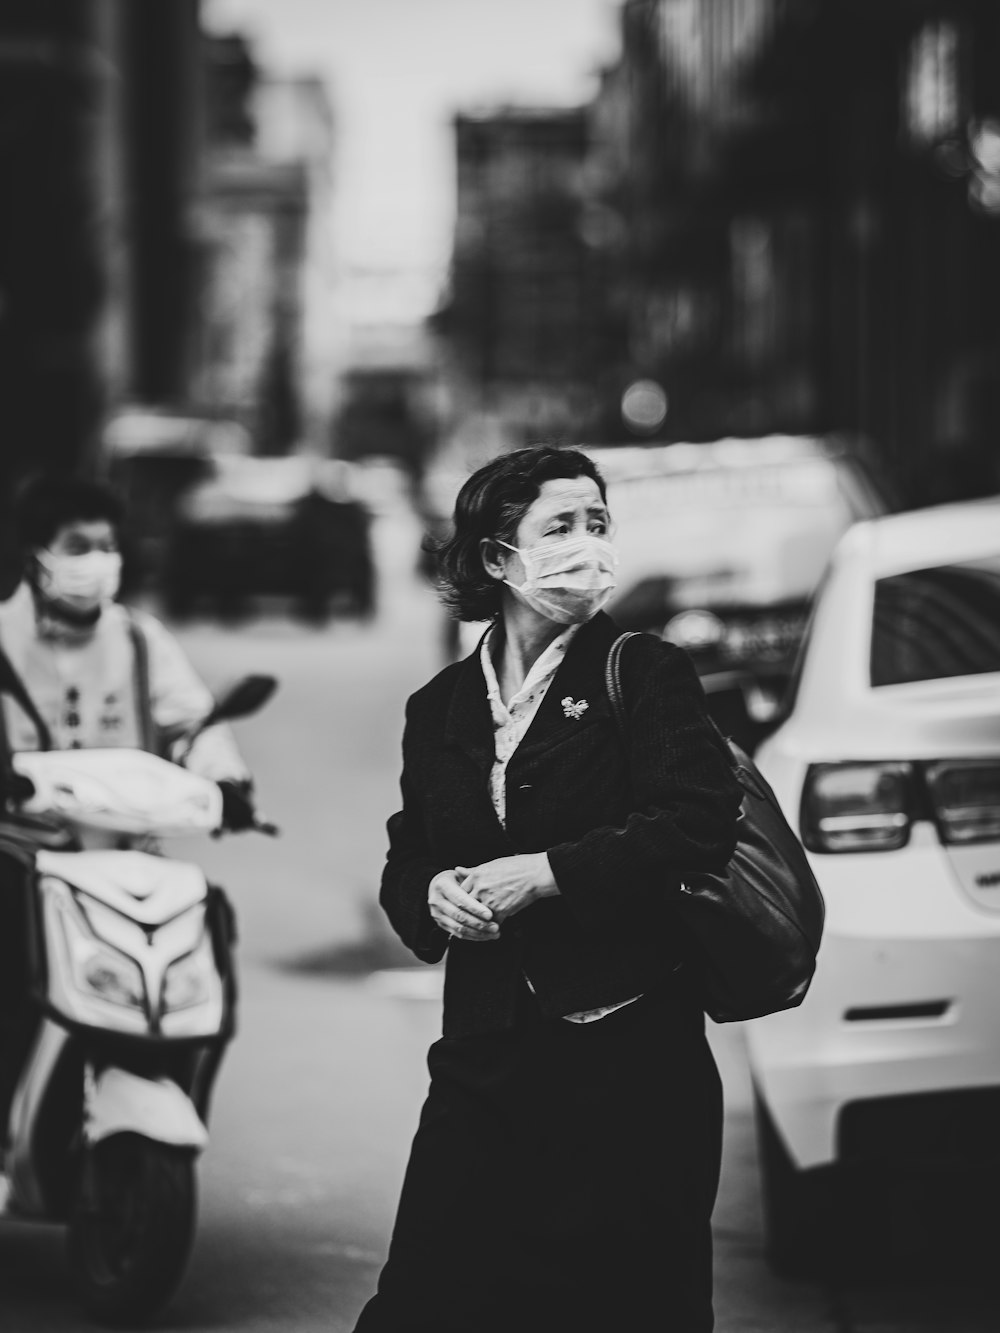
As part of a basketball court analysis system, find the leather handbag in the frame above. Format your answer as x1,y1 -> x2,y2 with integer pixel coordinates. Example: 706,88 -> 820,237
606,632 -> 825,1023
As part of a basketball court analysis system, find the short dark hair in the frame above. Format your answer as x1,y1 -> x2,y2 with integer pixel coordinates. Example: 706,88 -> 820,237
434,445 -> 608,622
13,475 -> 125,553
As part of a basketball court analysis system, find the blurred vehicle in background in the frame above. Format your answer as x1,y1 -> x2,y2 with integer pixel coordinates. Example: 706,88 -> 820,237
349,454 -> 415,517
748,497 -> 1000,1276
441,435 -> 890,747
103,408 -> 251,594
162,454 -> 375,623
584,435 -> 890,749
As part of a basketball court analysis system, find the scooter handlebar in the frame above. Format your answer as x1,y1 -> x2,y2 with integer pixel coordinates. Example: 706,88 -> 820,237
211,812 -> 280,839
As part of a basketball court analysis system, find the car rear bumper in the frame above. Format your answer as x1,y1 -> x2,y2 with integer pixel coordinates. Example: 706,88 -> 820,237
746,832 -> 1000,1169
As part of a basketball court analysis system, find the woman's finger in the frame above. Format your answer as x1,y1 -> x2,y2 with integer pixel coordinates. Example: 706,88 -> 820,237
446,905 -> 497,932
449,922 -> 498,942
429,880 -> 492,920
436,918 -> 497,941
442,884 -> 494,921
430,903 -> 498,938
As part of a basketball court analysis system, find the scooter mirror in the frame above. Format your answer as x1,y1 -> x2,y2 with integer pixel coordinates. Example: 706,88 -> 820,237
202,674 -> 278,730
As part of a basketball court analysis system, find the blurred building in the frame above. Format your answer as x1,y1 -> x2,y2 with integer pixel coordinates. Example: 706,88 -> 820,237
589,0 -> 821,442
589,0 -> 1000,503
196,41 -> 338,454
808,1 -> 1000,503
436,107 -> 605,445
0,0 -> 203,498
0,3 -> 338,551
331,323 -> 438,482
255,78 -> 340,453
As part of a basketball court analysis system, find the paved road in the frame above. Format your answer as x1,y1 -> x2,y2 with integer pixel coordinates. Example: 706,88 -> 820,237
2,496 -> 996,1330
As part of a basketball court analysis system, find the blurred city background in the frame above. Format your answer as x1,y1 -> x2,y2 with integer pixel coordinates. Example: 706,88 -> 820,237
1,1 -> 999,1330
3,0 -> 1000,517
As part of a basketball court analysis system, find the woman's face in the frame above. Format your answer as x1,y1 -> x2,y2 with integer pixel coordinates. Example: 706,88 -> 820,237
509,476 -> 610,566
485,476 -> 616,626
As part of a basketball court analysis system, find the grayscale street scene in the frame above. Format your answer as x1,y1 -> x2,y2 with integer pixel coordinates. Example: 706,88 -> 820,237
1,1 -> 999,1330
3,507 -> 997,1331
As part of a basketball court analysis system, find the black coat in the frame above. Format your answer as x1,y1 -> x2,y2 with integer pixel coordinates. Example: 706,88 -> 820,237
380,611 -> 743,1037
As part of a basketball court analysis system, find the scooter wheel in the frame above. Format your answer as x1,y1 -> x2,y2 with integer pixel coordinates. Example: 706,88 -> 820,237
67,1133 -> 197,1325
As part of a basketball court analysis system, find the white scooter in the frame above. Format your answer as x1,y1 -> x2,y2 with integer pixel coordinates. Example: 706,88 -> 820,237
0,675 -> 277,1324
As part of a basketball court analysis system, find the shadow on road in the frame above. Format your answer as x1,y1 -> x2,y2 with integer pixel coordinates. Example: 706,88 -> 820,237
279,905 -> 418,977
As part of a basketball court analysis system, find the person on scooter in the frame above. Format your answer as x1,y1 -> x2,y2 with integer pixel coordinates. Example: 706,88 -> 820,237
0,474 -> 254,803
0,475 -> 255,1118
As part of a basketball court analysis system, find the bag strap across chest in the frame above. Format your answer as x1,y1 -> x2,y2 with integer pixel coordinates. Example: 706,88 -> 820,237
125,611 -> 156,754
0,637 -> 52,752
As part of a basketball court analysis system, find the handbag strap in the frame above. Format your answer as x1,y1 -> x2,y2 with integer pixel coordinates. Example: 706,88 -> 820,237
125,610 -> 157,754
605,631 -> 640,738
0,613 -> 157,758
0,637 -> 52,751
605,630 -> 742,778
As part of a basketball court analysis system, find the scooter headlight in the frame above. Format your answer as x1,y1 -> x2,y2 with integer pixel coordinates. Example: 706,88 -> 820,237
77,943 -> 147,1010
54,888 -> 147,1012
162,939 -> 215,1012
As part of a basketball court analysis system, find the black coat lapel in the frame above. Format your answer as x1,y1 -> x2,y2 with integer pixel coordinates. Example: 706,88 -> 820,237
513,612 -> 621,763
442,639 -> 496,777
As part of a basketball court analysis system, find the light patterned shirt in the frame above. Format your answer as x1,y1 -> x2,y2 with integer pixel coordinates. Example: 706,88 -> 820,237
480,624 -> 641,1025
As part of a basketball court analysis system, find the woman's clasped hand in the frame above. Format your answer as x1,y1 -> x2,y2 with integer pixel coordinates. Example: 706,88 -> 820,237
428,852 -> 557,938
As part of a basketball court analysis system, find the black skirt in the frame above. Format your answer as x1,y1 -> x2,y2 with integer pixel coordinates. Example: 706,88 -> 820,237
353,980 -> 723,1333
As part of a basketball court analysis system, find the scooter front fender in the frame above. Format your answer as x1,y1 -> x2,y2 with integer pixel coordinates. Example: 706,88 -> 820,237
84,1066 -> 208,1152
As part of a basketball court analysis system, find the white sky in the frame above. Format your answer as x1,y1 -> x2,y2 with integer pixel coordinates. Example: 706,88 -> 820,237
203,0 -> 622,305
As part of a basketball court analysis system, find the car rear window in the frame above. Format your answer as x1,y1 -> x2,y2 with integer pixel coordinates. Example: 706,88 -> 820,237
871,557 -> 1000,686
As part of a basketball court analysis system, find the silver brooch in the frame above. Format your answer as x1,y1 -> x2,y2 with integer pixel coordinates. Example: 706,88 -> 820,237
561,697 -> 589,720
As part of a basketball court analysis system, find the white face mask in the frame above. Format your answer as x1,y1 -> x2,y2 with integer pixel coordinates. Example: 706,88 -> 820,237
499,532 -> 618,625
35,549 -> 122,612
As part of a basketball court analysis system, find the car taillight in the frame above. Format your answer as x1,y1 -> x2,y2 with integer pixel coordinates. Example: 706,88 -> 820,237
925,761 -> 1000,845
801,762 -> 916,853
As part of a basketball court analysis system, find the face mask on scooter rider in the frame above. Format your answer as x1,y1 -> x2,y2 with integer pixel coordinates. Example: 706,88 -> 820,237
497,533 -> 618,625
34,550 -> 123,613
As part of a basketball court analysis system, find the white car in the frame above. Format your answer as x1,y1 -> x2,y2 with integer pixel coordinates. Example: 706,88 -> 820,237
749,495 -> 1000,1273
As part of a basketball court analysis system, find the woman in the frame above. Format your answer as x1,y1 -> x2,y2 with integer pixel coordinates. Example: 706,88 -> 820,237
354,445 -> 743,1333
